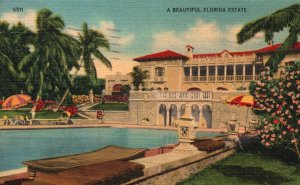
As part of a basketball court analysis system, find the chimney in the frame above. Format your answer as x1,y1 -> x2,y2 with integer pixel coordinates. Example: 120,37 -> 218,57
185,45 -> 194,59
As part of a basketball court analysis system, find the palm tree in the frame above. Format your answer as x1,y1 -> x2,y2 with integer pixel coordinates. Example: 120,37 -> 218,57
0,22 -> 16,75
19,9 -> 81,114
237,3 -> 300,73
55,22 -> 111,111
130,66 -> 149,90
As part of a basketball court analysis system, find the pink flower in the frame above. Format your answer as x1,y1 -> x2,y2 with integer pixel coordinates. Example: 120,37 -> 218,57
261,139 -> 265,143
278,135 -> 282,139
271,134 -> 276,138
271,138 -> 275,141
282,131 -> 287,135
265,142 -> 271,147
298,120 -> 300,125
273,119 -> 279,125
291,139 -> 297,144
278,95 -> 283,99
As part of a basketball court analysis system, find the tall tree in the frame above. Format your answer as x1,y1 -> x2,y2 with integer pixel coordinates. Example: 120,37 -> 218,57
18,8 -> 81,114
55,22 -> 111,110
130,66 -> 149,90
237,4 -> 300,73
0,21 -> 31,97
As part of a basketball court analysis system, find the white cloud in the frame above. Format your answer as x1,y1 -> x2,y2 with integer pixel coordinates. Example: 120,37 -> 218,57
1,9 -> 36,30
70,51 -> 138,79
152,19 -> 266,54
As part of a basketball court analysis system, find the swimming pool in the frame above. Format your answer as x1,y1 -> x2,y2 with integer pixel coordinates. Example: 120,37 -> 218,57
0,127 -> 221,172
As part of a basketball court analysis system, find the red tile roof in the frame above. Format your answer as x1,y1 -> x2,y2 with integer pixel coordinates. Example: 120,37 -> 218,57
133,50 -> 188,62
256,42 -> 300,53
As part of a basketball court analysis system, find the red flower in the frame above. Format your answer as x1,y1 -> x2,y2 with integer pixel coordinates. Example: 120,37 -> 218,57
273,119 -> 279,125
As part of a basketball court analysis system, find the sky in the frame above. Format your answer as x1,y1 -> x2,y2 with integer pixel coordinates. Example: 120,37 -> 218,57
0,0 -> 298,78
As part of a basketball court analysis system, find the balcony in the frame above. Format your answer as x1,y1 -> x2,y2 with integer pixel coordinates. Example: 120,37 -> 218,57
183,75 -> 259,83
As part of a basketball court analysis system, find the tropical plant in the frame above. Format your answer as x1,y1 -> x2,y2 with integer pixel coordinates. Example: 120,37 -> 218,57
18,8 -> 81,113
252,63 -> 300,158
0,21 -> 33,97
237,3 -> 300,73
130,66 -> 149,90
55,22 -> 111,111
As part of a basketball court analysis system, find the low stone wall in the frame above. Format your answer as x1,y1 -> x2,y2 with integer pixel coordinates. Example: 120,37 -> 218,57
126,142 -> 236,185
81,110 -> 130,123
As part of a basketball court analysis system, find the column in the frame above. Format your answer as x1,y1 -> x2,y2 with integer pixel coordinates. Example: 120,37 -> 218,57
199,108 -> 204,128
177,109 -> 181,119
166,107 -> 170,127
224,65 -> 227,82
198,65 -> 200,81
243,64 -> 245,81
215,65 -> 218,82
206,65 -> 209,83
189,66 -> 192,82
233,64 -> 236,82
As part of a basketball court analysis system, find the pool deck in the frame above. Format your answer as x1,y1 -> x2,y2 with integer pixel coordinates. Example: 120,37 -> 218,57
0,121 -> 225,132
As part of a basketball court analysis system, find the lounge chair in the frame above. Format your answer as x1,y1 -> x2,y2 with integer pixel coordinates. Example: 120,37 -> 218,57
2,115 -> 11,125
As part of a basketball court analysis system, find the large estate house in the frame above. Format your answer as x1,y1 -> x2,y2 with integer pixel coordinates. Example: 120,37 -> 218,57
133,42 -> 300,91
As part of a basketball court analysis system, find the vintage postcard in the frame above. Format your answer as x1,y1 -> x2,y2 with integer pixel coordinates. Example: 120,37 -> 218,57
0,0 -> 299,184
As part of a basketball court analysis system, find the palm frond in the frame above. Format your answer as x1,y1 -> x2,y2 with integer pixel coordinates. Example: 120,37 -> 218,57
92,48 -> 112,69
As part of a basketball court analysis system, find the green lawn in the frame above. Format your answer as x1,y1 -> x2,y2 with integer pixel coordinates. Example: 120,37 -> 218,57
0,110 -> 79,119
178,151 -> 300,185
89,103 -> 128,111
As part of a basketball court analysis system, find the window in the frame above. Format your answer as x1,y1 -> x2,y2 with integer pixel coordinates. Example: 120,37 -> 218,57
192,66 -> 198,76
200,66 -> 207,76
226,65 -> 234,75
157,87 -> 162,91
164,87 -> 168,91
255,63 -> 263,74
184,67 -> 190,76
155,67 -> 165,76
245,64 -> 253,75
208,66 -> 215,76
217,65 -> 224,76
236,65 -> 243,75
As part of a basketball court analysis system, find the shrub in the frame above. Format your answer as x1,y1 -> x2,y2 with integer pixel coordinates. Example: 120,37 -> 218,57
252,64 -> 300,158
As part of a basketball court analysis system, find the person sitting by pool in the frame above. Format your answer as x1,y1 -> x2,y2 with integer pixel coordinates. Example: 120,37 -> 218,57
3,115 -> 10,125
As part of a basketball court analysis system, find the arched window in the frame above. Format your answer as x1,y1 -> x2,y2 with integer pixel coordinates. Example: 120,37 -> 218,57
187,87 -> 201,91
164,87 -> 169,91
155,67 -> 165,77
157,87 -> 162,91
217,87 -> 228,91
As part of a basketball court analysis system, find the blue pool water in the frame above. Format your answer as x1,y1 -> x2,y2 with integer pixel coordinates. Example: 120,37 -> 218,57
0,128 -> 221,172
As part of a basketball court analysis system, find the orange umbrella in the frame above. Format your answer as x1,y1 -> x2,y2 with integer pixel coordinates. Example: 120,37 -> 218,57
226,95 -> 257,130
2,94 -> 31,110
226,95 -> 256,107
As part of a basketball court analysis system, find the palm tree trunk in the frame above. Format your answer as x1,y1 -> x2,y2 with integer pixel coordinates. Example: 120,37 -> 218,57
53,60 -> 83,112
31,94 -> 40,118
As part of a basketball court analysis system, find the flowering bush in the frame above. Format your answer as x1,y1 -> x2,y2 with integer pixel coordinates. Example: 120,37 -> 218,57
93,94 -> 103,103
103,95 -> 128,103
59,105 -> 78,116
72,95 -> 90,105
252,64 -> 300,157
96,109 -> 105,119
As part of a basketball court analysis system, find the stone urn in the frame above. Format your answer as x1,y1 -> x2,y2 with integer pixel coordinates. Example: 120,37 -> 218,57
173,104 -> 198,151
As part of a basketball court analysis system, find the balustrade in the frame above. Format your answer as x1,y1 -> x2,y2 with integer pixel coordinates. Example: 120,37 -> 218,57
157,91 -> 212,100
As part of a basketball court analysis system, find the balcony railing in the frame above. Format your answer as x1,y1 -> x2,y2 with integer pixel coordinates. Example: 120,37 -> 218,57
183,75 -> 258,82
157,91 -> 212,100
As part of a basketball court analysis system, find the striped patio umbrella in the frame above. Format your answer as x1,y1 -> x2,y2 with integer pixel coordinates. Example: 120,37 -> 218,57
226,95 -> 257,131
2,94 -> 31,110
226,95 -> 255,107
